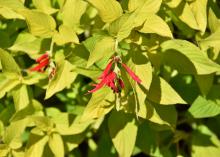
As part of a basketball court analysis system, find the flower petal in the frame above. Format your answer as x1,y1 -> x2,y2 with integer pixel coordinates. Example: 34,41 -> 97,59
36,53 -> 49,63
30,58 -> 49,72
121,63 -> 141,83
88,79 -> 106,93
119,79 -> 125,89
98,60 -> 113,79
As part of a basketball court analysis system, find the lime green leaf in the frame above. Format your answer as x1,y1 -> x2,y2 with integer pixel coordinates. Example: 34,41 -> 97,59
86,36 -> 115,67
108,13 -> 146,41
128,0 -> 162,13
199,28 -> 220,52
190,0 -> 208,33
18,9 -> 56,38
148,75 -> 186,105
80,87 -> 115,122
48,133 -> 64,157
192,125 -> 220,157
0,48 -> 21,74
9,32 -> 45,57
45,60 -> 77,99
0,0 -> 25,10
165,0 -> 182,8
0,74 -> 20,98
161,39 -> 220,74
31,116 -> 53,131
60,0 -> 87,28
188,96 -> 220,118
87,0 -> 123,23
22,73 -> 46,85
139,14 -> 173,38
32,0 -> 58,15
208,8 -> 220,33
0,144 -> 10,157
11,100 -> 43,122
53,25 -> 79,45
109,0 -> 161,41
0,7 -> 24,19
128,0 -> 145,11
108,111 -> 138,157
25,135 -> 49,157
12,84 -> 30,111
3,119 -> 28,149
174,2 -> 199,30
57,119 -> 92,135
172,0 -> 208,33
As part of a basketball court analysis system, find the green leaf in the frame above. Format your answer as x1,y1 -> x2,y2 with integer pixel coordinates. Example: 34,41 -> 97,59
188,96 -> 220,118
173,2 -> 198,30
0,0 -> 25,10
0,48 -> 21,74
11,99 -> 43,122
32,0 -> 58,15
161,39 -> 220,75
0,144 -> 10,157
108,111 -> 138,157
18,9 -> 56,38
195,74 -> 214,96
0,74 -> 20,98
189,0 -> 208,33
136,121 -> 161,156
172,0 -> 208,33
53,25 -> 79,45
45,60 -> 77,99
0,7 -> 24,19
139,14 -> 173,38
165,0 -> 182,8
3,119 -> 28,149
109,0 -> 161,41
9,32 -> 45,57
48,133 -> 64,157
128,0 -> 162,13
12,84 -> 30,111
86,36 -> 115,67
150,103 -> 177,129
25,135 -> 49,157
87,0 -> 123,23
60,0 -> 87,28
192,125 -> 220,157
128,0 -> 145,11
148,75 -> 186,105
80,87 -> 115,122
208,8 -> 220,33
199,28 -> 220,53
22,73 -> 46,85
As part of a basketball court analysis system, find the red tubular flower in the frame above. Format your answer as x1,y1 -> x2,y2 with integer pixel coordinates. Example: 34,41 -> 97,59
121,63 -> 142,84
88,56 -> 142,93
30,53 -> 50,72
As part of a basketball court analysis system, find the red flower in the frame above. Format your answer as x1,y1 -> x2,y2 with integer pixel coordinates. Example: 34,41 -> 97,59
121,63 -> 142,83
29,53 -> 50,72
88,56 -> 141,93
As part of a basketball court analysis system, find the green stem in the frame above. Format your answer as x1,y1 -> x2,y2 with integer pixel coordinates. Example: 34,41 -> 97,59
48,39 -> 54,57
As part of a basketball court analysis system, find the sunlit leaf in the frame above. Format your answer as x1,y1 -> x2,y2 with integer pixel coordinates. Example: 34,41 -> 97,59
108,111 -> 137,157
87,0 -> 123,23
45,60 -> 77,99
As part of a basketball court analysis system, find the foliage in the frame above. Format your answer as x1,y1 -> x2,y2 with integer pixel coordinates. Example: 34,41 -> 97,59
1,0 -> 220,157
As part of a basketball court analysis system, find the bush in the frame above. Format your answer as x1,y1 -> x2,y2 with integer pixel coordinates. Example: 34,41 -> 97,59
1,0 -> 220,157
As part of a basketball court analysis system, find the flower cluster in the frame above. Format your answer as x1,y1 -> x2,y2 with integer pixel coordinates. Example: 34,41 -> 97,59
29,52 -> 56,79
29,52 -> 50,72
88,56 -> 141,93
